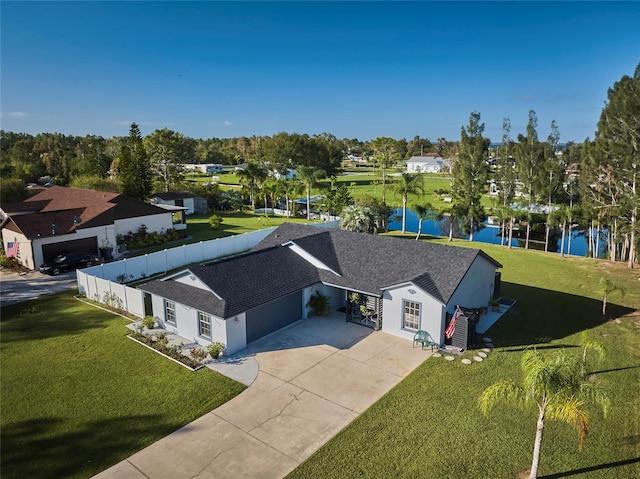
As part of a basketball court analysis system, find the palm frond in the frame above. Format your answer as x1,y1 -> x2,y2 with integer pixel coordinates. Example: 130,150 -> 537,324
479,380 -> 527,416
547,396 -> 590,450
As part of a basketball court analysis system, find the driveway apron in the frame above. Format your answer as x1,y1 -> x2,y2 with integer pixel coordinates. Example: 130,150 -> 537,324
93,314 -> 431,479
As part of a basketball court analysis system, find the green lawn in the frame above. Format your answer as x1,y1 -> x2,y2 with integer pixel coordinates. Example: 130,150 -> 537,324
130,211 -> 323,255
288,240 -> 640,479
0,292 -> 246,479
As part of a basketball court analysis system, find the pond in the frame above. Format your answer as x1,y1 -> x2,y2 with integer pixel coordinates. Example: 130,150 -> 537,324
388,208 -> 604,258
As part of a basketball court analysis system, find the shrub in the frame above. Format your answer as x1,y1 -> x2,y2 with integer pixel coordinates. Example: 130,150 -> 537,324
190,348 -> 208,364
142,315 -> 156,329
208,214 -> 223,230
306,292 -> 331,316
207,342 -> 225,359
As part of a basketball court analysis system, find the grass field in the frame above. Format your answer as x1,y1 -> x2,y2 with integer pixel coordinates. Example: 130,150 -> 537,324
0,293 -> 246,479
288,238 -> 640,479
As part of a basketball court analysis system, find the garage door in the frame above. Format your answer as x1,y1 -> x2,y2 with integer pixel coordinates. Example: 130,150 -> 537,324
41,237 -> 98,263
245,290 -> 302,344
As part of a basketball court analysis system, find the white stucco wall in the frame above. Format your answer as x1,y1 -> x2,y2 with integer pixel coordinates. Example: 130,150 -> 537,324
114,213 -> 173,237
148,289 -> 248,354
382,284 -> 445,344
225,313 -> 247,354
447,256 -> 497,316
2,228 -> 33,269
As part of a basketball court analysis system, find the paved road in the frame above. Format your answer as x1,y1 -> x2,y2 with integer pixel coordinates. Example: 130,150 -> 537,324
0,269 -> 78,307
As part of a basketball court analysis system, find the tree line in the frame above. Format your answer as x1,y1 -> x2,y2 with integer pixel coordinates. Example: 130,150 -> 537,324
1,64 -> 637,267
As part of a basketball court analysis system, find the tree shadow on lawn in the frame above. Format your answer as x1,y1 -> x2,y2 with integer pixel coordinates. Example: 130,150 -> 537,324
486,281 -> 636,348
1,413 -> 183,479
538,457 -> 640,478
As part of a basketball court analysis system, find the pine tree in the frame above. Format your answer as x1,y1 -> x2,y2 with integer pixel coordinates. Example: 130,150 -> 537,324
118,123 -> 152,201
452,112 -> 489,241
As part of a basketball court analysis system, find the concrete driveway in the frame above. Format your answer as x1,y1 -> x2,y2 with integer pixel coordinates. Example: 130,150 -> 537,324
94,314 -> 431,479
0,269 -> 78,307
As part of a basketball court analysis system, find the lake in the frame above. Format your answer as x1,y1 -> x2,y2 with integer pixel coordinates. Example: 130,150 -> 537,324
388,208 -> 601,258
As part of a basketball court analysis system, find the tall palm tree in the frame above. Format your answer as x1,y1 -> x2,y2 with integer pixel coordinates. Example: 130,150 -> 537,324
237,161 -> 267,208
392,173 -> 425,234
276,178 -> 303,217
479,349 -> 610,479
297,166 -> 326,220
413,202 -> 440,240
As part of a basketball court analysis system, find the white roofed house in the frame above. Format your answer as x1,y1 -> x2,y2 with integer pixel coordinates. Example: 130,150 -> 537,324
406,154 -> 449,173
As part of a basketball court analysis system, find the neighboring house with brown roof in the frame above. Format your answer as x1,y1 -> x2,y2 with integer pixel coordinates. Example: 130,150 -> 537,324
140,223 -> 502,355
1,186 -> 174,270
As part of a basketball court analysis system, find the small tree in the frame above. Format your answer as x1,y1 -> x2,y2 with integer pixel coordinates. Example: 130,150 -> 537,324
579,331 -> 605,378
208,214 -> 223,230
392,173 -> 425,234
597,277 -> 625,319
479,349 -> 610,479
414,202 -> 439,241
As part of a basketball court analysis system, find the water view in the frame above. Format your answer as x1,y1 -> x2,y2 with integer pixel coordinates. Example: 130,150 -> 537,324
388,208 -> 601,258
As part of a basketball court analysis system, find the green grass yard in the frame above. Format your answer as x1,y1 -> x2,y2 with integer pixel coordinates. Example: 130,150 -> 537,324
288,239 -> 640,479
0,293 -> 246,479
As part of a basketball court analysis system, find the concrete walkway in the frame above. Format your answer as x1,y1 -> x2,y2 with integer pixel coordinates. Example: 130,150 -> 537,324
94,314 -> 431,479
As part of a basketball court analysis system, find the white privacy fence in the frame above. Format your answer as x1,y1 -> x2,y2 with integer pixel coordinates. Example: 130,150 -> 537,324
76,220 -> 340,318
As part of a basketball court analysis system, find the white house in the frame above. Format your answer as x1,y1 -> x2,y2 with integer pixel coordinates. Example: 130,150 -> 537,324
182,163 -> 224,174
1,186 -> 174,270
406,154 -> 449,173
151,191 -> 207,216
140,223 -> 502,355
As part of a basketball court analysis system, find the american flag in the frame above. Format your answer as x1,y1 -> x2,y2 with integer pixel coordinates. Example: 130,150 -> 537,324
445,310 -> 461,339
6,241 -> 20,258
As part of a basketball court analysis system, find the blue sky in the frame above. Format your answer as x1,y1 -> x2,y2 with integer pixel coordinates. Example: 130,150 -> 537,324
1,1 -> 639,143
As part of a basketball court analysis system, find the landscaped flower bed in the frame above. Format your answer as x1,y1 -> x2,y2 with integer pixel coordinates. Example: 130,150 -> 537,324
127,331 -> 206,371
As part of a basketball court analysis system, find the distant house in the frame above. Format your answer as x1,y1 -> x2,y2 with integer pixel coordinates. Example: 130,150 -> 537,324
140,223 -> 501,355
406,154 -> 449,173
0,186 -> 174,270
182,163 -> 224,174
151,192 -> 207,216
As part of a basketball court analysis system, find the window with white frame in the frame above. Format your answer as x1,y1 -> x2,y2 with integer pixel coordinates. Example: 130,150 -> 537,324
164,300 -> 176,324
198,312 -> 212,339
403,300 -> 421,330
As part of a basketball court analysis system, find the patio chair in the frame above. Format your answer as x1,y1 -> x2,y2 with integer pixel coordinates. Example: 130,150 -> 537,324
413,330 -> 436,351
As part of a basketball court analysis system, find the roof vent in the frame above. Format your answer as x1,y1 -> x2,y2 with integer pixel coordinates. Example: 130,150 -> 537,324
73,216 -> 82,224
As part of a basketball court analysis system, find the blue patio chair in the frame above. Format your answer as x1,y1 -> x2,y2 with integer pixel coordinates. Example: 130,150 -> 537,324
413,330 -> 436,351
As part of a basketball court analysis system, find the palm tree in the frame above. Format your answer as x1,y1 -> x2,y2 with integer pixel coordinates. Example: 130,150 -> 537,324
597,277 -> 625,320
297,166 -> 326,220
237,161 -> 267,208
479,349 -> 610,479
392,173 -> 425,234
414,202 -> 440,240
547,205 -> 569,256
276,178 -> 303,217
579,331 -> 605,378
340,205 -> 378,234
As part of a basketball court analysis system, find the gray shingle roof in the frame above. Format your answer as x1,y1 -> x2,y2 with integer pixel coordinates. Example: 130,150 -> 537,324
141,223 -> 501,319
140,245 -> 320,318
254,223 -> 501,303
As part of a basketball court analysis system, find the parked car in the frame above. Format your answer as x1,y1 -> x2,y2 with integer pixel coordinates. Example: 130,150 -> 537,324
39,253 -> 101,275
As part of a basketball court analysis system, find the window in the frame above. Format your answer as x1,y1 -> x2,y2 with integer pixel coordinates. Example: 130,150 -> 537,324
403,300 -> 421,331
164,300 -> 176,324
198,312 -> 211,339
